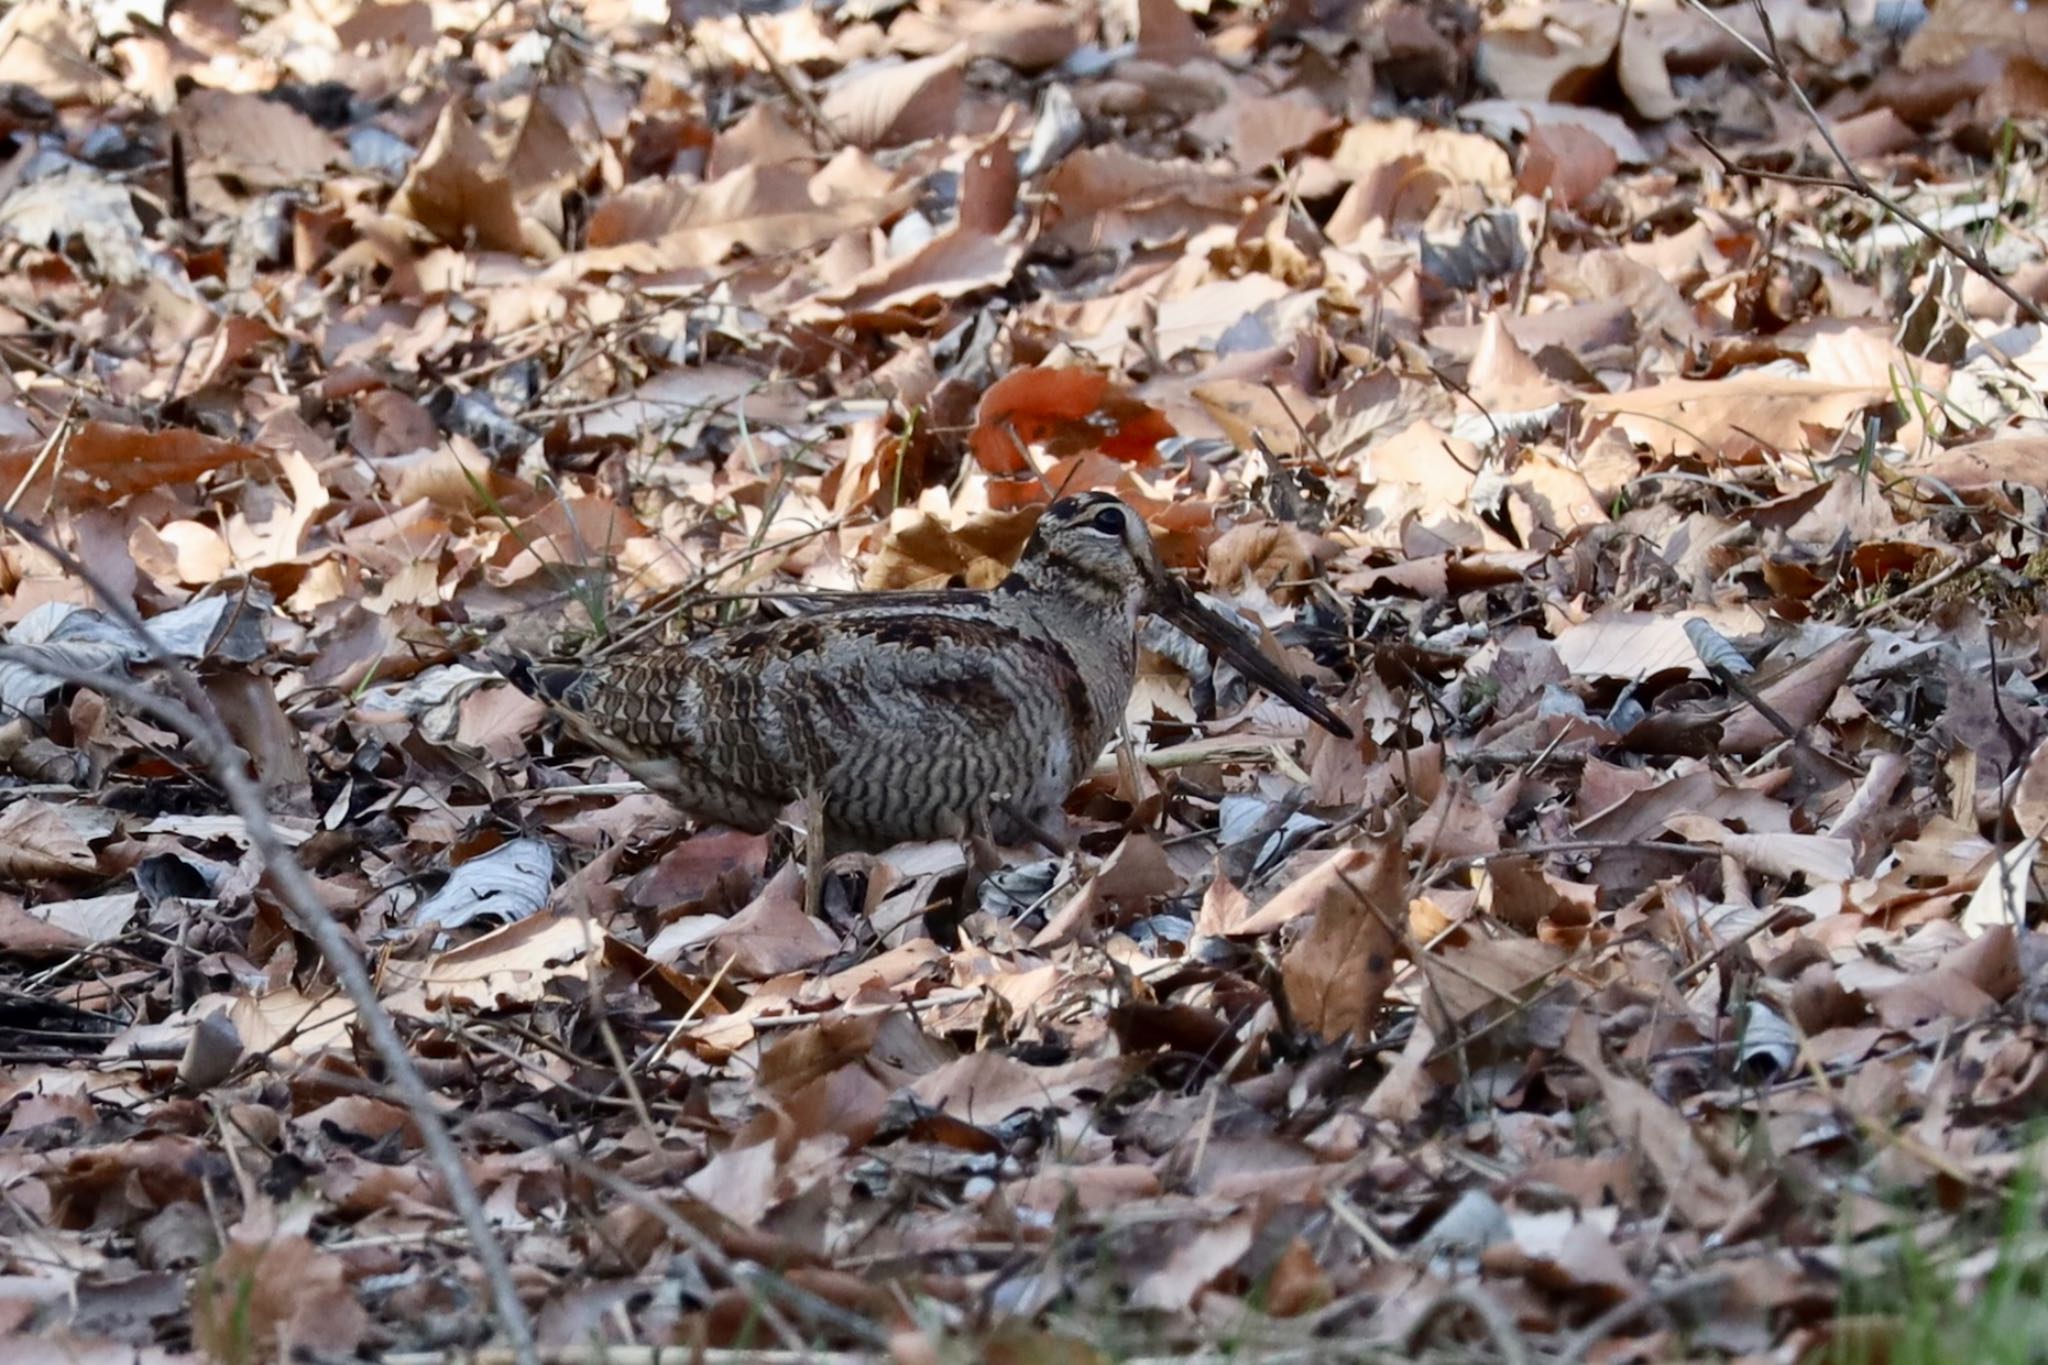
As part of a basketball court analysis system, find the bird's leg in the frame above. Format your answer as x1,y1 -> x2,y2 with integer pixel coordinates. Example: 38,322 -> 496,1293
926,801 -> 1006,948
936,799 -> 1069,942
801,776 -> 828,921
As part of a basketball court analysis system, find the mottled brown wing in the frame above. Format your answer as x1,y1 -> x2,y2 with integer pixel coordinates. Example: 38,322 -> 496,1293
689,608 -> 1089,845
520,650 -> 793,832
532,604 -> 1094,846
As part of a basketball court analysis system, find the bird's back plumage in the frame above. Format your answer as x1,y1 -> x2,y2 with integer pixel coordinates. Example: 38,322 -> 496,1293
500,492 -> 1347,852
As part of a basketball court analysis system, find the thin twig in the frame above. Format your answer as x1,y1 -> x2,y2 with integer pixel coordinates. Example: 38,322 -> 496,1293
2,408 -> 74,516
1689,0 -> 2048,328
1402,1282 -> 1531,1364
737,11 -> 844,152
1855,542 -> 1993,625
467,1118 -> 861,1352
1552,1272 -> 1731,1364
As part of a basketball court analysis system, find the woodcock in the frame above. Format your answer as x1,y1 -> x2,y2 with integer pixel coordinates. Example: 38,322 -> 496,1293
507,493 -> 1351,853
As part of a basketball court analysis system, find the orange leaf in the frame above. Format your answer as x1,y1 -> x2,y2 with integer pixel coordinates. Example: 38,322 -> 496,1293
969,366 -> 1175,473
0,421 -> 260,509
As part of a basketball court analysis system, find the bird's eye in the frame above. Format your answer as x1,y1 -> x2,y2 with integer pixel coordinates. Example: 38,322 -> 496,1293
1089,505 -> 1127,536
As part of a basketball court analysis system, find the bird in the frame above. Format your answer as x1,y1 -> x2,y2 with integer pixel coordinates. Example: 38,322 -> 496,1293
500,492 -> 1351,855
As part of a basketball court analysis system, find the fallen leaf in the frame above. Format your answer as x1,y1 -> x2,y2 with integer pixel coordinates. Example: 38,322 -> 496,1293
193,1229 -> 367,1362
409,838 -> 555,930
1582,375 -> 1888,463
970,366 -> 1176,473
384,913 -> 597,1015
822,50 -> 966,148
392,100 -> 552,256
1269,840 -> 1405,1044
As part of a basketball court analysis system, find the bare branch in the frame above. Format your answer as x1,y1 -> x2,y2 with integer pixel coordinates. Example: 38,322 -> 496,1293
1687,0 -> 2048,328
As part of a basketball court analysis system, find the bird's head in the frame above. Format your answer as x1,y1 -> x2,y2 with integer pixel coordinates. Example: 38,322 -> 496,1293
1006,492 -> 1352,739
1006,492 -> 1165,612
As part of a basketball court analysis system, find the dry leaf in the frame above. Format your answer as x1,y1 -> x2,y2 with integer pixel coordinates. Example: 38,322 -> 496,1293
822,50 -> 967,148
384,914 -> 597,1015
392,101 -> 550,256
970,366 -> 1177,473
1276,840 -> 1404,1043
193,1230 -> 367,1362
1582,376 -> 1887,463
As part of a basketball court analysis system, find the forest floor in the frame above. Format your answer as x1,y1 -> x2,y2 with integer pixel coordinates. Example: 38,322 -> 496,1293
6,0 -> 2048,1360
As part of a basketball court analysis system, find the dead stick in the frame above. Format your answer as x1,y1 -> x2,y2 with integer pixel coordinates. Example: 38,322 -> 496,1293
1687,0 -> 2048,328
737,11 -> 844,152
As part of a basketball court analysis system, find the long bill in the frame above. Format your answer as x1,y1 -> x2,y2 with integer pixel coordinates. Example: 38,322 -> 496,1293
1152,579 -> 1353,740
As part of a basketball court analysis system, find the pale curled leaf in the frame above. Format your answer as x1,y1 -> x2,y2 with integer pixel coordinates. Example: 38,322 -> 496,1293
177,1011 -> 243,1092
1129,1211 -> 1257,1312
1276,841 -> 1405,1044
1498,1207 -> 1642,1299
391,100 -> 546,256
822,50 -> 966,148
223,988 -> 355,1060
1564,1015 -> 1753,1229
1717,634 -> 1870,756
1719,832 -> 1856,884
25,891 -> 138,944
409,838 -> 555,930
1581,375 -> 1888,462
0,169 -> 153,282
1960,835 -> 2039,938
1552,610 -> 1765,680
0,799 -> 113,880
1737,1002 -> 1799,1081
1684,617 -> 1753,676
384,912 -> 596,1016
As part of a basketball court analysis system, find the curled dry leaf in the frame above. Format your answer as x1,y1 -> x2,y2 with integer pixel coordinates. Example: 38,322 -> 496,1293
172,89 -> 339,192
859,505 -> 1033,588
0,798 -> 112,880
383,913 -> 597,1016
1563,1014 -> 1754,1231
0,170 -> 154,283
408,837 -> 555,930
1130,1210 -> 1257,1312
193,1229 -> 368,1362
1959,835 -> 2038,938
1487,1207 -> 1642,1302
24,891 -> 137,944
176,1011 -> 243,1091
822,50 -> 967,148
0,422 -> 258,510
223,988 -> 356,1060
391,100 -> 554,257
806,134 -> 1023,322
1717,633 -> 1869,755
949,2 -> 1081,69
1277,839 -> 1405,1044
1737,1001 -> 1799,1081
650,862 -> 839,977
970,366 -> 1177,474
1420,933 -> 1572,1050
1581,375 -> 1889,464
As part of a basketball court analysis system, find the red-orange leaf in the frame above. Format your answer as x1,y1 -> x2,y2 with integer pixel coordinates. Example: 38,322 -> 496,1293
969,365 -> 1175,473
0,421 -> 260,510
